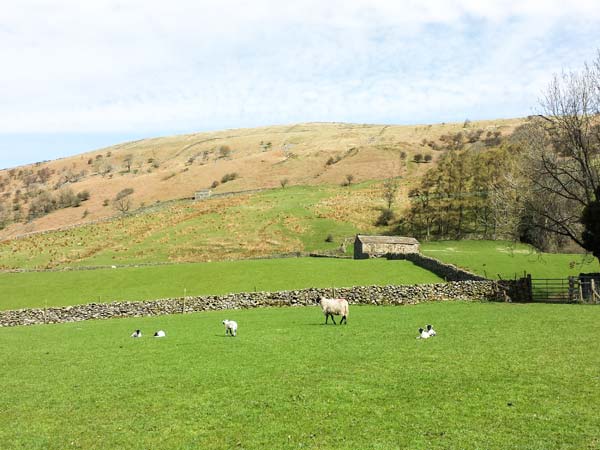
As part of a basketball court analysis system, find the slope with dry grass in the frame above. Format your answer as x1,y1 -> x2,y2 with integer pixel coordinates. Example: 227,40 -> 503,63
0,119 -> 524,240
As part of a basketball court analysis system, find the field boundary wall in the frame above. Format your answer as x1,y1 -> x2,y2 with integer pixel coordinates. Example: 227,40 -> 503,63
0,280 -> 523,327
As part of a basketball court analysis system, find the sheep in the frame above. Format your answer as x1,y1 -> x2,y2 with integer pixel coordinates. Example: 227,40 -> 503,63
222,319 -> 237,337
426,324 -> 436,337
416,328 -> 430,339
317,297 -> 349,325
130,329 -> 142,338
154,330 -> 166,338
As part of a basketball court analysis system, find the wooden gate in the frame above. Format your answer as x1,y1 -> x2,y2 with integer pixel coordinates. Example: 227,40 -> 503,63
578,275 -> 600,303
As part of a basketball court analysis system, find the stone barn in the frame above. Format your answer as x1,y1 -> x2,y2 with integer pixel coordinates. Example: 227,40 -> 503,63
354,235 -> 420,259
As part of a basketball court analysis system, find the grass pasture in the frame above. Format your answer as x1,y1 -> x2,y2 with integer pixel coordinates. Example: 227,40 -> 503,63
422,240 -> 600,279
0,185 -> 380,270
1,302 -> 599,449
0,258 -> 442,311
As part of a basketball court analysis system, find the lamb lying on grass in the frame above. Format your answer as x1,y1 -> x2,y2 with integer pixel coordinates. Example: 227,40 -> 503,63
222,320 -> 238,337
426,324 -> 436,337
318,297 -> 349,325
417,328 -> 430,339
154,330 -> 166,338
130,329 -> 142,338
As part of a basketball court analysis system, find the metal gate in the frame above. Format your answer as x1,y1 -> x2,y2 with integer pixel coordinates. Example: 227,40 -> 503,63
530,277 -> 578,303
527,275 -> 600,303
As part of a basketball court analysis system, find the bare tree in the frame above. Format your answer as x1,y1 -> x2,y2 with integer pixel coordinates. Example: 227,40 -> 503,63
113,188 -> 134,213
382,178 -> 399,210
515,52 -> 600,258
123,154 -> 134,172
0,201 -> 9,229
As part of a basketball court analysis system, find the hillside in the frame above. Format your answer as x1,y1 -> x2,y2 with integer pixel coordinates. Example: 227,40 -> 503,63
0,119 -> 524,241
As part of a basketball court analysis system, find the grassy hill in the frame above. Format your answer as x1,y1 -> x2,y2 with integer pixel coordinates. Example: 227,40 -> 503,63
0,119 -> 524,240
0,184 -> 383,269
2,302 -> 599,449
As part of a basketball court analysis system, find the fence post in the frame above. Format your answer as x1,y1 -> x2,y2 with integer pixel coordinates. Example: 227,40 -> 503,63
590,278 -> 600,303
526,274 -> 533,302
568,277 -> 575,303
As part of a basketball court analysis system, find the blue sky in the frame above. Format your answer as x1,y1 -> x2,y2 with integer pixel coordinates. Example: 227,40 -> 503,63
0,0 -> 599,169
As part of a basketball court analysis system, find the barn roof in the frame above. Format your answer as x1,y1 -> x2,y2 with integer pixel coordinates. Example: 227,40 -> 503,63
355,235 -> 419,245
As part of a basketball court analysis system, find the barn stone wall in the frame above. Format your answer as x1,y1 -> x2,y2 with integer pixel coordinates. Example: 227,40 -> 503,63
355,242 -> 420,259
0,280 -> 522,328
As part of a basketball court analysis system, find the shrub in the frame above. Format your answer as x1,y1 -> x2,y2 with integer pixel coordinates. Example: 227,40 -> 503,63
280,178 -> 289,188
77,190 -> 90,201
484,130 -> 502,146
221,172 -> 238,183
211,180 -> 220,189
375,208 -> 395,226
325,234 -> 334,243
424,154 -> 433,163
115,188 -> 134,200
56,188 -> 80,208
326,155 -> 342,166
102,199 -> 109,207
413,154 -> 423,163
27,192 -> 56,220
466,129 -> 484,143
218,145 -> 232,159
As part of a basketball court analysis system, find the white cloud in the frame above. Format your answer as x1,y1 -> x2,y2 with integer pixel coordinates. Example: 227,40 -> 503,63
0,0 -> 599,134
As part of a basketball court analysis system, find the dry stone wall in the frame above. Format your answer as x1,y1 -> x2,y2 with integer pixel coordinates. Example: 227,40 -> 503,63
0,281 -> 518,328
388,253 -> 487,281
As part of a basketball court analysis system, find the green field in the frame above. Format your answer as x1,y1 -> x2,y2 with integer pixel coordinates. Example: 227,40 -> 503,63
422,240 -> 599,279
1,302 -> 599,449
3,240 -> 598,312
0,258 -> 441,311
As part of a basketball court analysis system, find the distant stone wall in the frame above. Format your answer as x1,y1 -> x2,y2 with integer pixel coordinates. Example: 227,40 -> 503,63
0,281 -> 520,328
388,253 -> 487,282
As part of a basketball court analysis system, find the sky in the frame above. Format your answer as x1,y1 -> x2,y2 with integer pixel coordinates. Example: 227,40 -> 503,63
0,0 -> 599,169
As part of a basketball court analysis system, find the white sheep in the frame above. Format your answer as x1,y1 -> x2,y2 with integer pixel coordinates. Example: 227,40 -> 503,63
426,324 -> 436,337
318,297 -> 349,325
416,328 -> 430,339
154,330 -> 166,338
130,329 -> 142,338
222,319 -> 238,337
